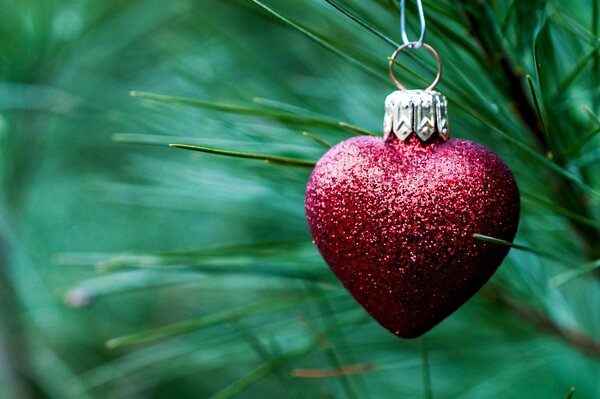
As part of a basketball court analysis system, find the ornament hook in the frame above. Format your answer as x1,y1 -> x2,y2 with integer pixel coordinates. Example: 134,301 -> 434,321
388,42 -> 442,91
400,0 -> 426,48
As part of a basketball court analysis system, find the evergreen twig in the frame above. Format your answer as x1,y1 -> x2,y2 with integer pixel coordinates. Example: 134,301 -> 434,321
458,1 -> 548,149
458,0 -> 600,259
485,287 -> 600,361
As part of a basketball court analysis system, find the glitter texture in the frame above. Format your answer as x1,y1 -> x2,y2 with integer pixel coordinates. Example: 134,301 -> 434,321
305,135 -> 520,338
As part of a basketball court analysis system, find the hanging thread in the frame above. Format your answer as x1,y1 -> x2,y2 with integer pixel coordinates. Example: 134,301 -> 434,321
400,0 -> 426,48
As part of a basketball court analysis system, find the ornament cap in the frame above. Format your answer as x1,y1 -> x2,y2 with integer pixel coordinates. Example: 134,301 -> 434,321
383,90 -> 449,142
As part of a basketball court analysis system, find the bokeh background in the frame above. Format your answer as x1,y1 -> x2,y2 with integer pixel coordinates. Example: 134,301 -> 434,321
1,0 -> 600,398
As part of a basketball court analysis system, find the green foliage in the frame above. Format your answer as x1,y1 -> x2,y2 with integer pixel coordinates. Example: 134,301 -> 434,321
1,0 -> 600,398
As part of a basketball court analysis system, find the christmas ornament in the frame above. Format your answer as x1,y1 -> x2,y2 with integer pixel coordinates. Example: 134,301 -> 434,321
305,40 -> 520,338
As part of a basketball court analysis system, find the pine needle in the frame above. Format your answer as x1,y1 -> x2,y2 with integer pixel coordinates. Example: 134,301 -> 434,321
169,143 -> 316,168
555,38 -> 600,97
291,363 -> 376,378
421,336 -> 434,399
323,0 -> 398,48
338,122 -> 378,136
472,234 -> 562,261
568,107 -> 600,155
303,131 -> 332,148
208,345 -> 318,399
245,0 -> 385,83
106,298 -> 302,349
550,259 -> 600,287
522,192 -> 600,231
130,91 -> 342,129
526,75 -> 551,149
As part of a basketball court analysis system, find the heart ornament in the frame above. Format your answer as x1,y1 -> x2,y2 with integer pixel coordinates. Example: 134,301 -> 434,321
305,44 -> 520,338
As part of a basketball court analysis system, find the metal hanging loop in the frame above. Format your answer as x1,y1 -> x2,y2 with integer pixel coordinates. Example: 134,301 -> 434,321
400,0 -> 426,48
388,42 -> 442,91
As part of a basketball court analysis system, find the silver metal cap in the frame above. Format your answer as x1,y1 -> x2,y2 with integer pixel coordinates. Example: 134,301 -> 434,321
383,90 -> 449,141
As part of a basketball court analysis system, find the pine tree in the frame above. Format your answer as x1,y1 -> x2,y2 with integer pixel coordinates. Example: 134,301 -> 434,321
1,0 -> 599,398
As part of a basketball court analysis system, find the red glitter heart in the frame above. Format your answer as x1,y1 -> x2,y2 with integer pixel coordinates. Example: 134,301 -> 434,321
305,135 -> 520,338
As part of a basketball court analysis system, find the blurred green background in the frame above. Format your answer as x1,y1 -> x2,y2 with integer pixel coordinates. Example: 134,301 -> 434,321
1,0 -> 599,398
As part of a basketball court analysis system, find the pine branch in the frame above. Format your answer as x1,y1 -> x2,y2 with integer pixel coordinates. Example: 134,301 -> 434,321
475,238 -> 600,358
457,1 -> 548,149
458,1 -> 600,259
485,286 -> 600,361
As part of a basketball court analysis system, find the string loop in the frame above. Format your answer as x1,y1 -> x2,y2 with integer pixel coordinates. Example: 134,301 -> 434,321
400,0 -> 426,48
